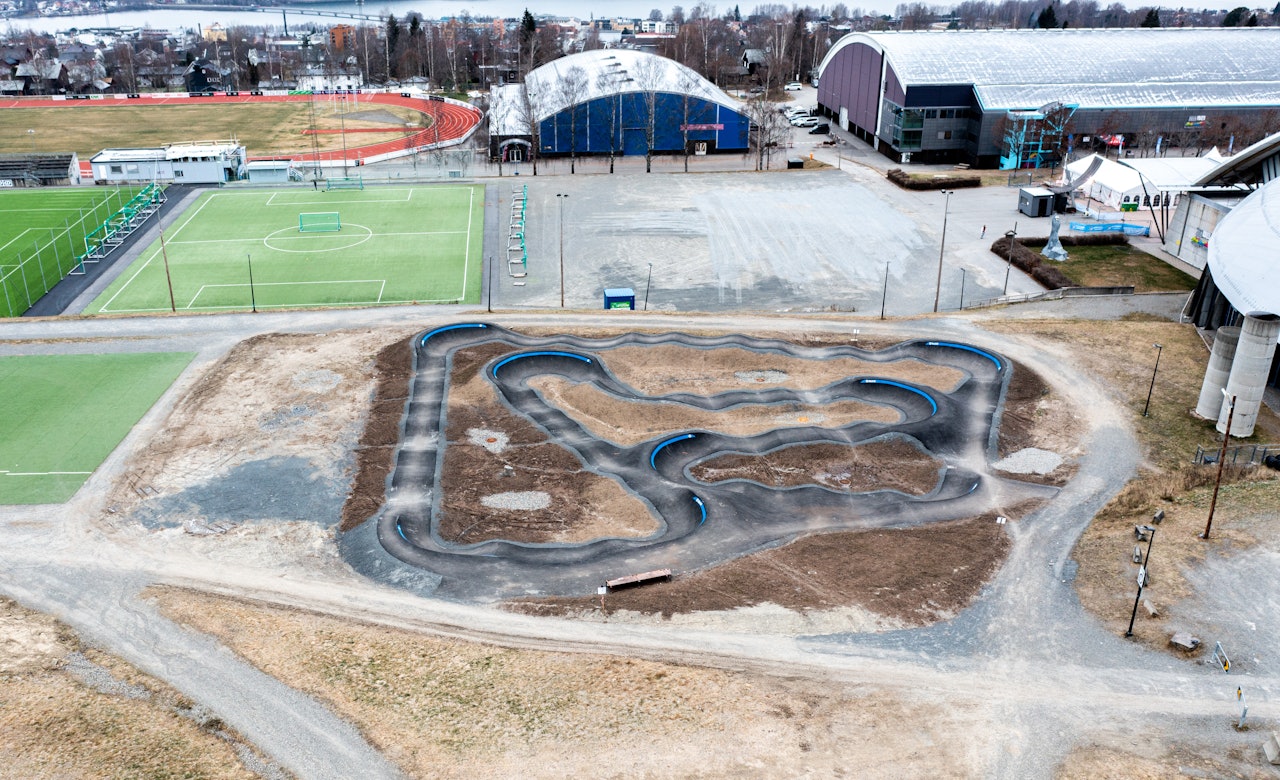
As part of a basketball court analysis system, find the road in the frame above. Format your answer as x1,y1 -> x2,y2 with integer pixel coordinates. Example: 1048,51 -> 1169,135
0,305 -> 1271,777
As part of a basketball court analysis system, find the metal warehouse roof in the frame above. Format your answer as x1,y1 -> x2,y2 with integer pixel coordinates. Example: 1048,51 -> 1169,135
819,29 -> 1280,110
1207,177 -> 1280,317
524,49 -> 744,120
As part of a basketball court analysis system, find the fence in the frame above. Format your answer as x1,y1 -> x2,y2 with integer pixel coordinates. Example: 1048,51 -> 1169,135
0,185 -> 161,318
1194,442 -> 1280,467
963,286 -> 1135,310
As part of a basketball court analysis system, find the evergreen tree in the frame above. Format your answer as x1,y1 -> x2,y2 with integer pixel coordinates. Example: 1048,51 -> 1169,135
1037,3 -> 1058,28
1140,8 -> 1160,26
1222,5 -> 1248,25
733,4 -> 741,21
1246,12 -> 1259,24
521,9 -> 537,39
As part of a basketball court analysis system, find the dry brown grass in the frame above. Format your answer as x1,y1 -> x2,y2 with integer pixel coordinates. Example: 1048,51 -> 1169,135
0,101 -> 425,157
0,597 -> 261,779
147,587 -> 1006,778
983,318 -> 1280,649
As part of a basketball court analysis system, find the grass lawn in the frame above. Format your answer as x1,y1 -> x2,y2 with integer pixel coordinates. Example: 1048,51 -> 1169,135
87,184 -> 484,314
0,352 -> 195,504
1056,244 -> 1198,292
0,187 -> 145,318
0,100 -> 426,158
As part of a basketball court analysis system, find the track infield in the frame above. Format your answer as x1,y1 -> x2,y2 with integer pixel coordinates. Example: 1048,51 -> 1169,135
86,184 -> 484,314
0,352 -> 195,504
0,187 -> 145,318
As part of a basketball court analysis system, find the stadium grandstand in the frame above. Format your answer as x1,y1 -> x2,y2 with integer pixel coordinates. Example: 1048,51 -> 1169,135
0,153 -> 81,187
815,29 -> 1280,169
488,50 -> 751,164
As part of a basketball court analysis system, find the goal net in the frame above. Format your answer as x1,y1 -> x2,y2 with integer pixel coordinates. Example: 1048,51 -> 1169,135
325,176 -> 364,191
299,212 -> 341,232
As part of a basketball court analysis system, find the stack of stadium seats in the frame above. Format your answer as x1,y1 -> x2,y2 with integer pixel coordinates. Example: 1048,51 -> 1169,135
508,184 -> 527,278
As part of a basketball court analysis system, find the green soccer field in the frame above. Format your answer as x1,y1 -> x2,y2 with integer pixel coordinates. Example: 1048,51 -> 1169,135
0,352 -> 195,504
86,185 -> 485,314
0,187 -> 145,318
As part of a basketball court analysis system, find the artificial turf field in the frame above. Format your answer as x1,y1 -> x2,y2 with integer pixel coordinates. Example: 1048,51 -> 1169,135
0,352 -> 195,504
87,184 -> 484,314
0,187 -> 144,318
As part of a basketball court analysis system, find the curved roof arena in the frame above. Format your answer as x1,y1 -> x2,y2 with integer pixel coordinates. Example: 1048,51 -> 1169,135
818,28 -> 1280,111
523,49 -> 744,121
1207,177 -> 1280,318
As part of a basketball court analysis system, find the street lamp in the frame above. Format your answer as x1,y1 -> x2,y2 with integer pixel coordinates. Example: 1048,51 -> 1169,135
339,95 -> 349,177
556,193 -> 569,308
1202,389 -> 1236,540
932,189 -> 954,313
643,262 -> 653,311
1002,227 -> 1017,295
880,260 -> 889,320
27,128 -> 35,153
1125,523 -> 1157,637
1142,343 -> 1163,417
486,255 -> 494,313
246,253 -> 257,313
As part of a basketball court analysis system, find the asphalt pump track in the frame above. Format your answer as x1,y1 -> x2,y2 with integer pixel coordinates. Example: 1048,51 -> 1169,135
342,323 -> 1059,601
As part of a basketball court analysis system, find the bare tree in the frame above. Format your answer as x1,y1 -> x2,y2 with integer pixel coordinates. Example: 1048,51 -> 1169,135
594,68 -> 623,173
556,65 -> 590,173
675,66 -> 702,172
632,56 -> 666,173
515,83 -> 545,175
744,96 -> 789,171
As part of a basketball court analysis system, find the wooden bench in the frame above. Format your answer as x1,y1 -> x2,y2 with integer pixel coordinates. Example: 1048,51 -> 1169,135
604,569 -> 672,592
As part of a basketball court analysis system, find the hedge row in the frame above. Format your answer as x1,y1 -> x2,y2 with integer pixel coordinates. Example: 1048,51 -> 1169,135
990,236 -> 1075,290
1018,233 -> 1131,248
886,168 -> 982,190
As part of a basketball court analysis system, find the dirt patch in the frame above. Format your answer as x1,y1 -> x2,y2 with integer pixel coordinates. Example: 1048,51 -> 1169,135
689,437 -> 941,495
0,597 -> 264,779
111,328 -> 409,531
507,514 -> 1018,625
150,586 -> 1003,778
341,335 -> 414,531
995,361 -> 1081,486
600,344 -> 965,395
438,343 -> 660,544
531,375 -> 898,446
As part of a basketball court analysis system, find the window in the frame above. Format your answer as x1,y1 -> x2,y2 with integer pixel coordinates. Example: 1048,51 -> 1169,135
941,109 -> 955,119
174,170 -> 184,178
126,163 -> 139,173
924,109 -> 937,119
937,130 -> 953,140
109,165 -> 122,174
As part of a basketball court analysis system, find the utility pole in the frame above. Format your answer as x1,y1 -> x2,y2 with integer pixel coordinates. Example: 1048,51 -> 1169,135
1202,391 -> 1236,540
933,189 -> 953,313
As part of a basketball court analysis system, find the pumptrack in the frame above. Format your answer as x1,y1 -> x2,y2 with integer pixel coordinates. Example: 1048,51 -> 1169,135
349,323 -> 1058,600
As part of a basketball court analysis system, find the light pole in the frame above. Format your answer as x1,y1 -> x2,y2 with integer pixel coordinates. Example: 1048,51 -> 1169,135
1142,342 -> 1163,417
1202,389 -> 1236,540
1002,227 -> 1017,295
1125,524 -> 1157,637
880,260 -> 889,320
556,193 -> 568,308
27,128 -> 35,153
246,253 -> 257,313
932,189 -> 953,313
339,95 -> 349,177
486,255 -> 494,313
958,267 -> 966,310
643,262 -> 653,311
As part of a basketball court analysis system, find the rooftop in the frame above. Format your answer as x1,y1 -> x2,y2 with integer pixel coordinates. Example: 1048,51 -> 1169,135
820,29 -> 1280,110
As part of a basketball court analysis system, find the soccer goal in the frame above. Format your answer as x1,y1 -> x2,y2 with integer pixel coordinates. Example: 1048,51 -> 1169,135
299,212 -> 342,232
325,175 -> 364,191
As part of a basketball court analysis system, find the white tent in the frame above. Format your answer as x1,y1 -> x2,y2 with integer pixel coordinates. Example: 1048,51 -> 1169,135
1066,154 -> 1143,210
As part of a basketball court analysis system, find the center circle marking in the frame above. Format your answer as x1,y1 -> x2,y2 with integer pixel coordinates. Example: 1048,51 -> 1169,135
264,223 -> 373,253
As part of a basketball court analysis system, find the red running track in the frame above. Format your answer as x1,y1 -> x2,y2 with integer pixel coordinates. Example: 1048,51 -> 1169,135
1,92 -> 482,164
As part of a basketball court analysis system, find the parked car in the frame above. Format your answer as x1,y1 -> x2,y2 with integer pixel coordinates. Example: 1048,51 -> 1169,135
808,123 -> 831,135
791,115 -> 819,127
784,81 -> 802,91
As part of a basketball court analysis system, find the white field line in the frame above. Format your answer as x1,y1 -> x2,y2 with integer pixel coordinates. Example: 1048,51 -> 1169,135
185,279 -> 387,309
101,295 -> 460,313
97,193 -> 216,313
460,185 -> 474,301
168,230 -> 464,246
0,470 -> 93,476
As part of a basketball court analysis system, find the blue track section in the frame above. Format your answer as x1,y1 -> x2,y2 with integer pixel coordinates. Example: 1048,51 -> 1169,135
925,341 -> 1003,371
422,323 -> 487,345
347,323 -> 1057,601
492,350 -> 592,376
